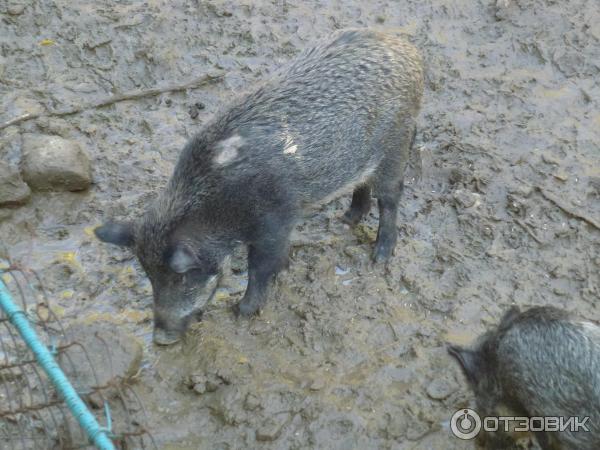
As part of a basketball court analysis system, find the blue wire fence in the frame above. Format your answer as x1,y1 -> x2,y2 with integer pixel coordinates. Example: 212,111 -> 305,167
0,263 -> 156,449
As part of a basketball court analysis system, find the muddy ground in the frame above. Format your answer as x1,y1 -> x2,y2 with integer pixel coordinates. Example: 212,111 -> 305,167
1,0 -> 599,448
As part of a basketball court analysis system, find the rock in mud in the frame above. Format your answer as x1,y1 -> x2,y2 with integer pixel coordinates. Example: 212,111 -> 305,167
0,96 -> 43,124
425,377 -> 457,400
59,323 -> 143,388
453,189 -> 480,209
6,2 -> 26,15
189,371 -> 229,394
256,413 -> 290,442
21,134 -> 91,191
0,161 -> 30,206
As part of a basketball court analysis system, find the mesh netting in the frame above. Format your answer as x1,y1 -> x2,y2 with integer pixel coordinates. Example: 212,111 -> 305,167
0,263 -> 156,450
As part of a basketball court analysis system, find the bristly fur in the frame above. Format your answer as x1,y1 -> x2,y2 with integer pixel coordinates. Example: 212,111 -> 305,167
97,28 -> 424,341
449,306 -> 600,450
141,28 -> 423,245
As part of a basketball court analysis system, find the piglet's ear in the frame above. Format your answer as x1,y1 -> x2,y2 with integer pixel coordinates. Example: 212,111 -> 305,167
167,243 -> 201,274
447,345 -> 483,385
95,222 -> 135,248
498,306 -> 521,329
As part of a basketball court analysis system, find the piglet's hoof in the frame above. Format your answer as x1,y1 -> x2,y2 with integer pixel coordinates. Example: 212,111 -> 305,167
372,241 -> 395,264
233,299 -> 261,317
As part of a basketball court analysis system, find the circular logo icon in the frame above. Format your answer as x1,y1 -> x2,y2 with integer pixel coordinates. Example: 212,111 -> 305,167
450,408 -> 482,440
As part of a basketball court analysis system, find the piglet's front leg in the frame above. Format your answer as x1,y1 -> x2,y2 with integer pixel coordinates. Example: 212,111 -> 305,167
234,217 -> 291,317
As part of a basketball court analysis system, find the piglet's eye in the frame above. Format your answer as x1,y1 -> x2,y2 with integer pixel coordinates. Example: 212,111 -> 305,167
167,244 -> 201,273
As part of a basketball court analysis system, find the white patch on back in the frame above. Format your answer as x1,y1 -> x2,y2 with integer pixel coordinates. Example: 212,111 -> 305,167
283,132 -> 298,155
577,321 -> 600,337
213,135 -> 244,165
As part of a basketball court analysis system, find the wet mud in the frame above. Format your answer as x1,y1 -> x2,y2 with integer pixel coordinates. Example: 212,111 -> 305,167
1,0 -> 599,448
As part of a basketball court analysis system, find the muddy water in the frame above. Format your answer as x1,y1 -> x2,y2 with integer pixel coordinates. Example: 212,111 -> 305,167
1,0 -> 599,448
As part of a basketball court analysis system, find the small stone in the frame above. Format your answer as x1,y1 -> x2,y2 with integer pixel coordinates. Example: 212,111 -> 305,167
309,378 -> 325,391
21,134 -> 91,191
255,414 -> 289,442
193,382 -> 207,394
553,171 -> 569,182
60,323 -> 143,388
343,246 -> 362,258
0,161 -> 30,207
425,378 -> 456,400
541,152 -> 561,166
7,2 -> 26,15
509,184 -> 533,198
188,106 -> 199,119
189,374 -> 208,394
244,392 -> 261,411
195,101 -> 206,110
453,189 -> 480,209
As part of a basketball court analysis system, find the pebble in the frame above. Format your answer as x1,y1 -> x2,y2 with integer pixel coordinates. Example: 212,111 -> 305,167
309,378 -> 325,391
6,2 -> 26,15
0,161 -> 30,207
244,392 -> 261,411
425,378 -> 456,400
256,414 -> 289,442
188,106 -> 199,119
21,134 -> 92,191
189,371 -> 227,394
61,323 -> 143,387
335,266 -> 349,276
191,375 -> 208,394
453,189 -> 480,209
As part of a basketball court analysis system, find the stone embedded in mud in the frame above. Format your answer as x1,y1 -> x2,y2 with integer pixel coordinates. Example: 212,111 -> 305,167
6,1 -> 26,15
453,189 -> 480,209
190,374 -> 208,394
189,370 -> 231,395
255,413 -> 290,442
425,378 -> 457,401
309,378 -> 326,391
244,392 -> 261,411
0,161 -> 31,207
494,0 -> 513,20
21,134 -> 92,191
343,245 -> 363,259
59,323 -> 143,388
